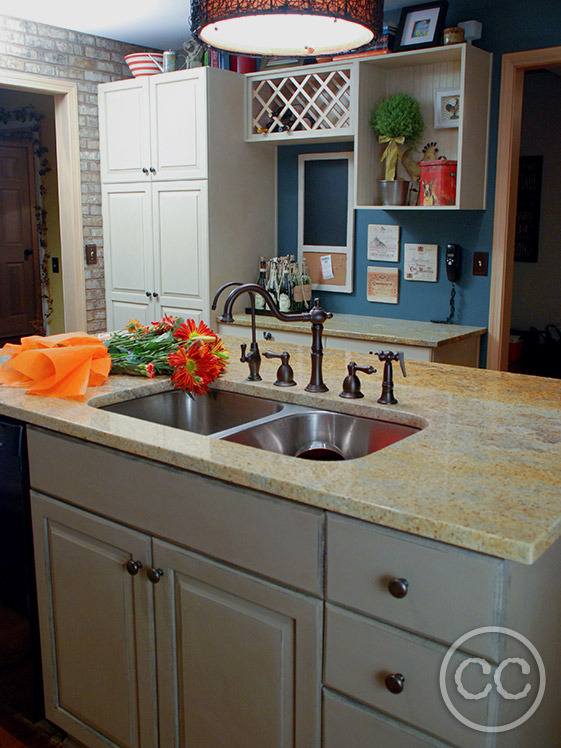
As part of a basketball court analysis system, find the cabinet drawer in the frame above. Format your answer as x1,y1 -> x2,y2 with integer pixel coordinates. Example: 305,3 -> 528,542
27,428 -> 323,595
326,514 -> 502,659
324,690 -> 452,748
324,605 -> 489,748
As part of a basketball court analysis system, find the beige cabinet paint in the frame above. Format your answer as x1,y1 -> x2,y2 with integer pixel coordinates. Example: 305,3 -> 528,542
28,427 -> 561,747
99,67 -> 275,331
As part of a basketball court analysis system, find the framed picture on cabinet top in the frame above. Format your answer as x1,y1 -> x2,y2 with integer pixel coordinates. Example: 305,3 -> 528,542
393,1 -> 449,52
434,88 -> 460,128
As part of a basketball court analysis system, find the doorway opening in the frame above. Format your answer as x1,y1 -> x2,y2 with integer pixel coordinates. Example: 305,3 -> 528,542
487,45 -> 561,375
0,70 -> 86,340
0,90 -> 61,343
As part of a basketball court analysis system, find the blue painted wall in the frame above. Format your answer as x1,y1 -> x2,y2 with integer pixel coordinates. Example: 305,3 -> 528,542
277,0 -> 561,331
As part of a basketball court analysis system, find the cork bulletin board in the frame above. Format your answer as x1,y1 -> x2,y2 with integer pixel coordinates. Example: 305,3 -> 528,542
303,252 -> 348,287
297,152 -> 354,293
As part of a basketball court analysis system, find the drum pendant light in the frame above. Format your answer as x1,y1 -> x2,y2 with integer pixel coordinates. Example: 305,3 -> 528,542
190,0 -> 384,57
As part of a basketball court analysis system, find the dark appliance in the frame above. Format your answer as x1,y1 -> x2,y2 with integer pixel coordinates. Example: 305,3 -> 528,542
0,415 -> 44,721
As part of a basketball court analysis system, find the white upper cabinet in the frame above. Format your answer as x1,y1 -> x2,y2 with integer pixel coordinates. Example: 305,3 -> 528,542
99,70 -> 208,183
245,44 -> 492,210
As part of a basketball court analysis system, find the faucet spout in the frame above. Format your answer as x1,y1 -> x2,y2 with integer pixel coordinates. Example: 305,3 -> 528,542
218,282 -> 333,392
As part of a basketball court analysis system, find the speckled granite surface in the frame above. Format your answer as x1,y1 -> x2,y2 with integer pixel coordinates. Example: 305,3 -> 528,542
1,334 -> 559,565
224,313 -> 486,347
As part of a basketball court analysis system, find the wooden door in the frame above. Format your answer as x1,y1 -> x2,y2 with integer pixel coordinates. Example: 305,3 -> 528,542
31,492 -> 158,748
151,180 -> 208,322
0,142 -> 41,341
153,539 -> 322,748
102,183 -> 155,330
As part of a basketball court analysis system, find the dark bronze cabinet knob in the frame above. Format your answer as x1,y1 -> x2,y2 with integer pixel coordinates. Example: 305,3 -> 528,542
388,578 -> 409,598
147,568 -> 164,584
149,167 -> 156,174
385,673 -> 405,694
125,559 -> 142,576
142,167 -> 149,174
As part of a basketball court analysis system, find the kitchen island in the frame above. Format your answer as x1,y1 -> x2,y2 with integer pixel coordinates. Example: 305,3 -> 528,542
1,335 -> 560,748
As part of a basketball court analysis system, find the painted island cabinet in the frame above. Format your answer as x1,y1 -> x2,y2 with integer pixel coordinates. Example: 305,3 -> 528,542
98,68 -> 275,331
28,427 -> 561,748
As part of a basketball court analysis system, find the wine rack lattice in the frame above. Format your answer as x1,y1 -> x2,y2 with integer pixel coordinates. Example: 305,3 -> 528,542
251,68 -> 352,135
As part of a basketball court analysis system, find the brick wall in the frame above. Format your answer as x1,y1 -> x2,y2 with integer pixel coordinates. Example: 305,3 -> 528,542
0,14 -> 160,333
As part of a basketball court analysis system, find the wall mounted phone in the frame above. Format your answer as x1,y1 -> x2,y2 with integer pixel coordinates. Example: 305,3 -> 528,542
445,244 -> 462,283
432,244 -> 462,324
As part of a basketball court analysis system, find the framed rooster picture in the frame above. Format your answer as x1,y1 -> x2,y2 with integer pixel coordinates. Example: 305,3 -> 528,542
434,88 -> 460,129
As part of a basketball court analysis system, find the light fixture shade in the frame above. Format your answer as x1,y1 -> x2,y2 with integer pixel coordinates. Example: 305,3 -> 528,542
190,0 -> 384,57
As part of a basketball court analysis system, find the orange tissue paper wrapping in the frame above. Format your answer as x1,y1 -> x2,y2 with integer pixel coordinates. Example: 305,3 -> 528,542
0,332 -> 111,401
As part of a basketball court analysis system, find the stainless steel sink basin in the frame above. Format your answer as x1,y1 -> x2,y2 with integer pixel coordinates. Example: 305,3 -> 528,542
222,410 -> 420,461
100,388 -> 421,460
100,388 -> 284,435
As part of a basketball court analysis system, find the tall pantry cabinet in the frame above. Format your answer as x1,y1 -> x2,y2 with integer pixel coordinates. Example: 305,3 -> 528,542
98,68 -> 275,330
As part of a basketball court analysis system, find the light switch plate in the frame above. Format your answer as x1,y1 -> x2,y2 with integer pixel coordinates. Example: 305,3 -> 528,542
473,252 -> 489,276
86,244 -> 97,265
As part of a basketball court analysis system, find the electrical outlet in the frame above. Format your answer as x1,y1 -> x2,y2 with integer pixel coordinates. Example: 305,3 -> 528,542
51,257 -> 59,274
86,244 -> 97,265
473,251 -> 489,276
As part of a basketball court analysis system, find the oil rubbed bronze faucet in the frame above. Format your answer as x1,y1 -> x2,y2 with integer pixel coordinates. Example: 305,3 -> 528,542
218,283 -> 333,392
211,281 -> 261,381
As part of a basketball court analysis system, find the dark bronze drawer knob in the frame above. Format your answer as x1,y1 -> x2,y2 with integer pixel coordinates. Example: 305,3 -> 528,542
385,672 -> 405,694
125,559 -> 142,576
388,578 -> 409,598
147,567 -> 164,584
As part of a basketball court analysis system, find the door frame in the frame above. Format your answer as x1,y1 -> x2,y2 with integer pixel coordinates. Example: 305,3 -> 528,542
0,70 -> 87,332
487,45 -> 561,370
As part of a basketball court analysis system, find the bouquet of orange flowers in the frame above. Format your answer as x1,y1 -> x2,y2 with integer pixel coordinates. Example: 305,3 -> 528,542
105,316 -> 228,396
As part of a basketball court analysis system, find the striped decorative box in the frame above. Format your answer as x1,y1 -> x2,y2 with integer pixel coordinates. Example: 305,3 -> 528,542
124,53 -> 164,77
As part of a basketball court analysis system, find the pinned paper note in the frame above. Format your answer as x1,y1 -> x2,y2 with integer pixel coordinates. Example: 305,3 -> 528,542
320,255 -> 334,280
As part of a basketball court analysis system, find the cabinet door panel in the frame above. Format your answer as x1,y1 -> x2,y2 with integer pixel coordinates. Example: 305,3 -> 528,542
152,181 -> 208,320
31,492 -> 157,748
102,184 -> 154,330
150,71 -> 207,180
153,539 -> 321,748
98,78 -> 150,182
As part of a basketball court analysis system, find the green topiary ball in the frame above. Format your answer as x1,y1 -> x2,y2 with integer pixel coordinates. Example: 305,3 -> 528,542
371,93 -> 424,143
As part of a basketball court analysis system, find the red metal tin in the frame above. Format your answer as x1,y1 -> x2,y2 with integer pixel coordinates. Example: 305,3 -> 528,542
419,159 -> 457,206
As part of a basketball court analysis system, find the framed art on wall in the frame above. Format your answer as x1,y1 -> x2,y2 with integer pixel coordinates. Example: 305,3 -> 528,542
434,88 -> 460,128
393,1 -> 449,52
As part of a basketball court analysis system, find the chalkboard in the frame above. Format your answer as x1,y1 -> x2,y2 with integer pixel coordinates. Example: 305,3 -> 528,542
515,155 -> 543,262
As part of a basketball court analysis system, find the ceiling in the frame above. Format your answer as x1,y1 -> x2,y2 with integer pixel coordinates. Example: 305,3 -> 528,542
0,0 -> 402,51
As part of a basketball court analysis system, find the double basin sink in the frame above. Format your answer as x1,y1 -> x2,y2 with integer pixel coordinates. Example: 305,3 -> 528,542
101,388 -> 420,461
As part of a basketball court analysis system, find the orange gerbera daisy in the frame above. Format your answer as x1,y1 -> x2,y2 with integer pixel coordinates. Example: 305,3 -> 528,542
174,319 -> 217,343
206,337 -> 229,373
168,342 -> 221,395
151,314 -> 177,332
126,319 -> 144,332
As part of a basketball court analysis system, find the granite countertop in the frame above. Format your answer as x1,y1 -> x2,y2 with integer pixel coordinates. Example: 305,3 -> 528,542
222,312 -> 487,348
1,334 -> 559,566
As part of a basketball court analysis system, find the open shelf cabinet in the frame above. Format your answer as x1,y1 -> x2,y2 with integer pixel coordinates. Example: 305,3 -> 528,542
245,44 -> 492,210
